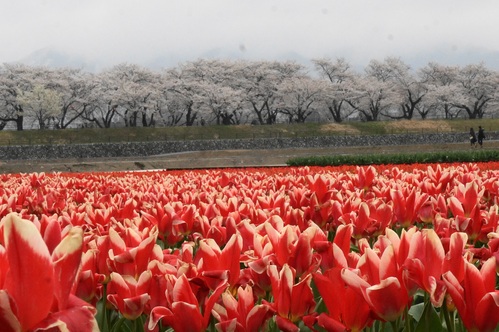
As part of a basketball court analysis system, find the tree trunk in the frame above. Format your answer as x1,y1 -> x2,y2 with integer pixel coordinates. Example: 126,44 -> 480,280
16,115 -> 23,131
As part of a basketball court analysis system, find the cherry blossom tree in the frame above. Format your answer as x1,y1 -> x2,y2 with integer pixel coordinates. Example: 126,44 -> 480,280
1,58 -> 498,131
17,84 -> 61,129
313,57 -> 356,123
346,72 -> 399,121
0,64 -> 51,130
237,60 -> 304,124
182,59 -> 248,125
82,69 -> 123,128
366,57 -> 425,120
48,68 -> 96,129
419,63 -> 462,119
277,75 -> 323,123
198,83 -> 246,125
453,63 -> 499,119
105,63 -> 162,127
162,64 -> 204,126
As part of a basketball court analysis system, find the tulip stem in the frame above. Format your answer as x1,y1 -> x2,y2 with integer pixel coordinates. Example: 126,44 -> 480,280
134,316 -> 145,332
390,319 -> 399,332
404,307 -> 412,332
100,287 -> 109,332
441,303 -> 454,332
110,317 -> 126,332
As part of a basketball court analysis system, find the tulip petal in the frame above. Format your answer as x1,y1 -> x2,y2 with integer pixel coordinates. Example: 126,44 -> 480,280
313,270 -> 342,320
379,245 -> 397,280
275,315 -> 299,332
33,306 -> 99,332
0,245 -> 9,289
3,213 -> 54,330
0,290 -> 21,332
365,277 -> 407,322
52,227 -> 83,311
148,306 -> 173,331
475,291 -> 499,332
443,232 -> 467,282
290,274 -> 314,321
333,224 -> 353,258
480,257 -> 496,293
172,302 -> 204,332
424,229 -> 445,280
442,271 -> 468,328
463,261 -> 486,313
269,264 -> 293,318
246,304 -> 272,332
173,274 -> 198,305
341,268 -> 370,296
317,313 -> 348,332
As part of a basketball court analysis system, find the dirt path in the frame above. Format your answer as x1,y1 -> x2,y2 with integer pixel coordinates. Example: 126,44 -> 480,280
0,141 -> 496,174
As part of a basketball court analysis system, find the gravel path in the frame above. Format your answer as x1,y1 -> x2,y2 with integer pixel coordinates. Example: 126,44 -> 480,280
0,141 -> 496,174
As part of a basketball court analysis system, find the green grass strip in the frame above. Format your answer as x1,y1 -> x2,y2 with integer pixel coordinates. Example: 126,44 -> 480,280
286,149 -> 499,166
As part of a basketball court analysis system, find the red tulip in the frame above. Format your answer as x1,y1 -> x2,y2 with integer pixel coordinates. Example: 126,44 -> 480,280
339,202 -> 375,239
355,165 -> 377,192
448,181 -> 486,241
402,229 -> 447,306
107,226 -> 160,278
75,249 -> 105,306
148,274 -> 227,332
107,271 -> 151,320
306,174 -> 334,203
265,264 -> 315,332
313,267 -> 372,331
194,233 -> 242,289
340,200 -> 393,239
342,245 -> 410,322
141,203 -> 185,246
442,257 -> 499,332
212,285 -> 272,332
342,268 -> 409,323
314,224 -> 359,271
424,164 -> 453,194
390,187 -> 429,227
441,232 -> 468,283
39,214 -> 62,254
0,213 -> 97,331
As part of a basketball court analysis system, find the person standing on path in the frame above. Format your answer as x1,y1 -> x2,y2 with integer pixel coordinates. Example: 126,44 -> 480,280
470,127 -> 477,148
477,126 -> 486,148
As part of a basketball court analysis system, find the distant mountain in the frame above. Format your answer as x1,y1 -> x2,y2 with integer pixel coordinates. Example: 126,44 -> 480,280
18,45 -> 497,74
19,47 -> 99,72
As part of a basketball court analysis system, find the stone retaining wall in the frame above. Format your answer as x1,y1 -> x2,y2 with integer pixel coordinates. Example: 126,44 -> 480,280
1,131 -> 496,161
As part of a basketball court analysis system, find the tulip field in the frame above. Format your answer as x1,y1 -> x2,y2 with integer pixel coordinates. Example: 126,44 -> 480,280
1,162 -> 499,331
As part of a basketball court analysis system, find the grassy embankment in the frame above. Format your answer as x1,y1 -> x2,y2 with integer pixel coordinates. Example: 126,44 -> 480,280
0,118 -> 498,165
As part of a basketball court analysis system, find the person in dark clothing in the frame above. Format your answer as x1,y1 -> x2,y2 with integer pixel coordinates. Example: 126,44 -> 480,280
477,126 -> 485,148
470,127 -> 477,148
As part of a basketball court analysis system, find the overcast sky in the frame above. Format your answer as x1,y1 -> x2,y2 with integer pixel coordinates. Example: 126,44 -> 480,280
2,0 -> 499,71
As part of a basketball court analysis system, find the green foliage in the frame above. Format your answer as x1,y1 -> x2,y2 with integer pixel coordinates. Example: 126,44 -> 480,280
410,301 -> 443,332
286,150 -> 499,166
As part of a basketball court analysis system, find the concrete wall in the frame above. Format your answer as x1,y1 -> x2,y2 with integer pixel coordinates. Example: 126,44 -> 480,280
1,131 -> 496,161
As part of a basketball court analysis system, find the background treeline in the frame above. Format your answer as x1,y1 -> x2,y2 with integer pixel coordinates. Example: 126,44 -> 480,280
1,57 -> 498,131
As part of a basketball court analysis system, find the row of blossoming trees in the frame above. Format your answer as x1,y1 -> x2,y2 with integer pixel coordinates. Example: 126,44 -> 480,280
0,163 -> 498,331
1,57 -> 499,131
